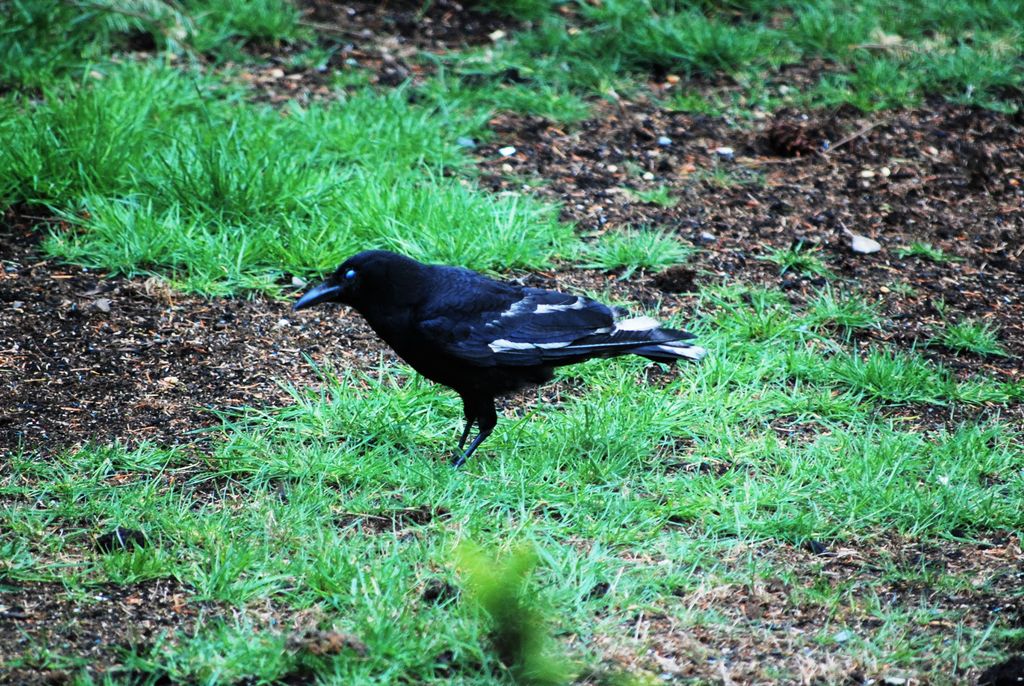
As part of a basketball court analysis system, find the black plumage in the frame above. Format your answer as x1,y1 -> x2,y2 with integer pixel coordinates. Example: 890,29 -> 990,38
293,250 -> 705,467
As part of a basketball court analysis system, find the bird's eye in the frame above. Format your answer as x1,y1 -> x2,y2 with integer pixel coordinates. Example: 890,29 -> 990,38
344,269 -> 356,280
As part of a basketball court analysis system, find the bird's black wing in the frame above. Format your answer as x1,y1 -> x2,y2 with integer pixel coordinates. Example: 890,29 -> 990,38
418,274 -> 695,367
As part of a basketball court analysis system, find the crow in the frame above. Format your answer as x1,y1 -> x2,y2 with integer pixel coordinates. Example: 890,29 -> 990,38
293,250 -> 705,467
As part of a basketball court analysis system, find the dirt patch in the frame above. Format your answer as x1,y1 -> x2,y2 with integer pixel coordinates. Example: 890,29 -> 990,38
335,504 -> 446,534
979,655 -> 1024,686
475,102 -> 1024,375
0,220 -> 390,455
0,578 -> 209,683
231,0 -> 521,104
301,0 -> 517,50
590,535 -> 1024,684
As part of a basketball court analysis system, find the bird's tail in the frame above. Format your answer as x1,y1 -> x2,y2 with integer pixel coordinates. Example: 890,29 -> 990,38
632,336 -> 707,363
610,316 -> 707,364
513,315 -> 706,366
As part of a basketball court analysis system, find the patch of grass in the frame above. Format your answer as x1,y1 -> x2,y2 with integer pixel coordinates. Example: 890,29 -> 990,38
933,319 -> 1008,358
697,283 -> 1016,406
804,287 -> 881,334
576,227 -> 693,279
5,279 -> 1023,681
823,348 -> 958,405
418,65 -> 592,123
0,0 -> 307,90
897,242 -> 960,263
703,285 -> 798,342
811,347 -> 1015,406
5,361 -> 1022,681
806,55 -> 924,111
663,89 -> 728,115
628,185 -> 678,207
762,242 -> 833,278
0,62 -> 573,293
887,281 -> 919,297
457,544 -> 569,685
185,0 -> 306,54
445,0 -> 1024,117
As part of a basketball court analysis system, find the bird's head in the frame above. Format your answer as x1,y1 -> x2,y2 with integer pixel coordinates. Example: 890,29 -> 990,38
292,250 -> 423,312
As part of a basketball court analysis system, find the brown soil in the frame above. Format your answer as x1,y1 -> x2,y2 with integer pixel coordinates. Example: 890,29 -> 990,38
0,579 -> 212,684
475,101 -> 1024,374
0,220 -> 387,455
591,534 -> 1024,685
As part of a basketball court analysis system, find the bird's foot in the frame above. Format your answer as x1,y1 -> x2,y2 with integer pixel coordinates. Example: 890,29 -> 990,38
450,451 -> 469,469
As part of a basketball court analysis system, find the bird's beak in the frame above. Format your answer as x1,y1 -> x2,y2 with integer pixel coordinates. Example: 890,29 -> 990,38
293,281 -> 342,311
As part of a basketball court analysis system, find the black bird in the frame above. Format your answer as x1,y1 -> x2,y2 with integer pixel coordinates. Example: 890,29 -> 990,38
293,250 -> 705,467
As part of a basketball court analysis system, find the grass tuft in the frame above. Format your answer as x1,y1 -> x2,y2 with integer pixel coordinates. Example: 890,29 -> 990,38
441,0 -> 1024,118
762,242 -> 833,277
576,227 -> 693,280
896,242 -> 960,263
457,544 -> 569,685
933,319 -> 1008,358
0,0 -> 307,90
805,287 -> 881,335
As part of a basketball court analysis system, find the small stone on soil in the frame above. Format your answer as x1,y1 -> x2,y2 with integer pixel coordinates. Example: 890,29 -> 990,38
832,629 -> 854,643
849,233 -> 882,254
498,146 -> 516,157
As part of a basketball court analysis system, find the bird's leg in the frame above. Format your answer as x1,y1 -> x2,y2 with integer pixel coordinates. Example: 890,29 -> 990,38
452,399 -> 497,468
457,402 -> 478,451
457,420 -> 476,451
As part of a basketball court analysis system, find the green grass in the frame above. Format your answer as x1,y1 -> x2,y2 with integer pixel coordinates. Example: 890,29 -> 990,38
690,162 -> 766,189
933,319 -> 1009,357
7,0 -> 1022,130
628,185 -> 678,207
438,0 -> 1024,119
897,242 -> 961,263
3,298 -> 1022,681
762,241 -> 833,277
575,226 -> 693,279
805,286 -> 882,335
419,64 -> 593,123
0,62 -> 573,293
0,0 -> 307,90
